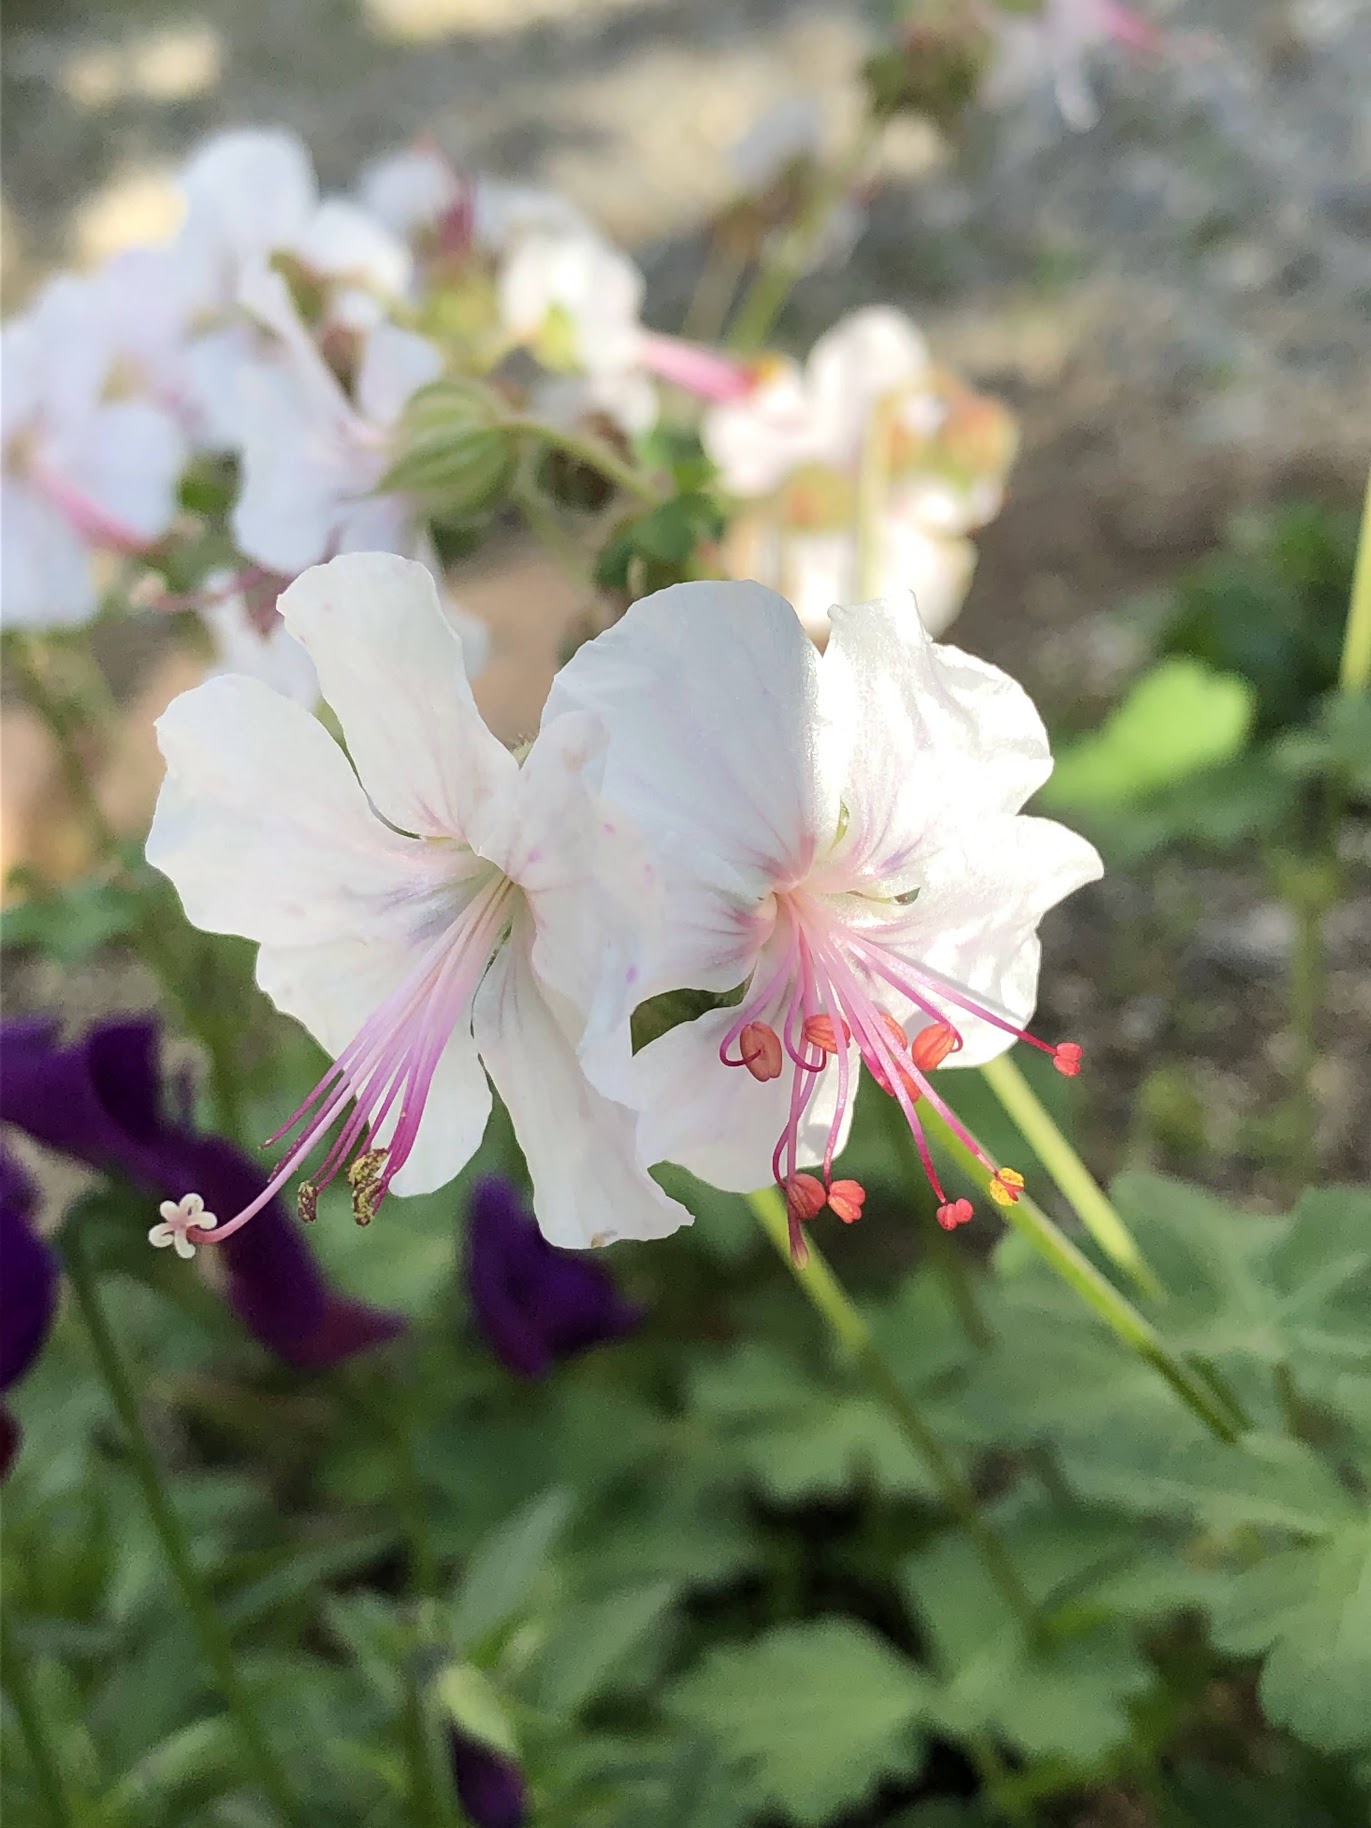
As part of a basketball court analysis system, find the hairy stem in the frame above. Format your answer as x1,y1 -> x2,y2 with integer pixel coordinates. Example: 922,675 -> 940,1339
727,119 -> 881,354
747,1186 -> 1040,1641
918,1106 -> 1246,1442
63,1233 -> 298,1823
1,1614 -> 79,1828
1337,464 -> 1371,694
978,1054 -> 1161,1297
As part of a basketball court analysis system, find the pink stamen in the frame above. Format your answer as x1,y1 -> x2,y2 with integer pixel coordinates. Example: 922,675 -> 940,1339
183,875 -> 513,1246
720,885 -> 1080,1243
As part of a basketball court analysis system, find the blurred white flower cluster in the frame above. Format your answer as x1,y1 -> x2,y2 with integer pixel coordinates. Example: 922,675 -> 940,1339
1,112 -> 1024,687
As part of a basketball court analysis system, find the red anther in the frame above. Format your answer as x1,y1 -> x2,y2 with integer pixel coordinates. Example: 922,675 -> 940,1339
936,1198 -> 974,1231
740,1020 -> 783,1081
827,1179 -> 866,1225
802,1013 -> 851,1054
784,1173 -> 827,1224
877,1010 -> 910,1051
910,1020 -> 960,1073
1053,1041 -> 1083,1077
867,1010 -> 920,1100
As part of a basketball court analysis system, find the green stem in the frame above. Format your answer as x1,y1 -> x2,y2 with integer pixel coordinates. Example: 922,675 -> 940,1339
63,1234 -> 298,1823
1,1614 -> 79,1828
726,118 -> 881,354
746,1187 -> 1040,1641
918,1106 -> 1245,1442
879,1094 -> 991,1350
5,634 -> 120,854
516,420 -> 662,507
978,1055 -> 1161,1298
680,239 -> 747,347
1337,464 -> 1371,694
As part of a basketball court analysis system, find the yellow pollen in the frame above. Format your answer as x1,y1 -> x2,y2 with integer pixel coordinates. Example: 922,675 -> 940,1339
988,1167 -> 1026,1207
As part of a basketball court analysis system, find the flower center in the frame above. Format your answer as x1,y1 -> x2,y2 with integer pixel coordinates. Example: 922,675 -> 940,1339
166,870 -> 517,1250
718,889 -> 1081,1260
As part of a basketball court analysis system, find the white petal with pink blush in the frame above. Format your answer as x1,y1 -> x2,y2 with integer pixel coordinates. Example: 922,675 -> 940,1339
546,580 -> 1101,1256
147,551 -> 688,1251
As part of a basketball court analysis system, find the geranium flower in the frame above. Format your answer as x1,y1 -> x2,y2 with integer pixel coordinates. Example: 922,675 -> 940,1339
1,273 -> 187,628
465,1176 -> 641,1378
546,580 -> 1101,1257
0,1016 -> 403,1369
448,1727 -> 527,1828
703,307 -> 1016,644
147,552 -> 688,1250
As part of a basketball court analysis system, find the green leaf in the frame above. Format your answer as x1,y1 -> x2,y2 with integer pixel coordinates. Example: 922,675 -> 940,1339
1042,659 -> 1255,812
667,1619 -> 929,1824
0,876 -> 143,966
903,1528 -> 1154,1764
449,1486 -> 573,1649
529,1582 -> 676,1713
1272,692 -> 1371,798
689,1343 -> 945,1504
1211,1518 -> 1371,1753
1056,1429 -> 1358,1538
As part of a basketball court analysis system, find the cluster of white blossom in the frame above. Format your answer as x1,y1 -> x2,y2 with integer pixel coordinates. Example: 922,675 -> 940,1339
1,121 -> 1022,695
147,554 -> 1101,1261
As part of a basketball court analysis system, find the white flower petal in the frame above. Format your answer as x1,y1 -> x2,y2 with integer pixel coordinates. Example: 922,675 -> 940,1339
358,147 -> 460,239
870,813 -> 1103,1066
277,553 -> 517,840
201,594 -> 319,706
545,579 -> 834,990
703,360 -> 814,498
148,673 -> 454,947
820,597 -> 1058,884
806,307 -> 930,464
59,401 -> 187,545
230,364 -> 361,574
473,919 -> 690,1248
631,1004 -> 854,1193
292,199 -> 413,300
180,129 -> 318,282
0,478 -> 94,629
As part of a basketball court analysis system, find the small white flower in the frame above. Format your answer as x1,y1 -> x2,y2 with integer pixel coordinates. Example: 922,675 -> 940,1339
2,273 -> 187,630
149,1193 -> 219,1259
147,551 -> 685,1249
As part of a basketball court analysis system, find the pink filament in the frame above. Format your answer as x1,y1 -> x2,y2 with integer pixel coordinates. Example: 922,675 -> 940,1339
189,875 -> 513,1245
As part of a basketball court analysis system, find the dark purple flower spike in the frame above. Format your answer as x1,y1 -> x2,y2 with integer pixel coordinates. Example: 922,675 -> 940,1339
449,1727 -> 528,1828
465,1176 -> 641,1379
0,1016 -> 403,1369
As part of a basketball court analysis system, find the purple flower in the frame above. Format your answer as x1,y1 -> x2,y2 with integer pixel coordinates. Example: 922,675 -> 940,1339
0,1016 -> 403,1369
466,1176 -> 641,1378
448,1728 -> 527,1828
0,1147 -> 58,1474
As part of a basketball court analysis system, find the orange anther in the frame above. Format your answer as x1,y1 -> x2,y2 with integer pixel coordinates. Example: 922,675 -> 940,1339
1053,1042 -> 1083,1078
910,1021 -> 960,1073
784,1173 -> 827,1224
802,1013 -> 850,1054
827,1180 -> 866,1225
936,1198 -> 974,1231
740,1020 -> 783,1081
988,1167 -> 1026,1208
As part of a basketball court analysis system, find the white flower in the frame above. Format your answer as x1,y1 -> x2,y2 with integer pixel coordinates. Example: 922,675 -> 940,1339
546,580 -> 1100,1255
149,1193 -> 219,1259
748,517 -> 977,646
229,266 -> 444,577
147,551 -> 686,1250
498,230 -> 647,377
705,307 -> 931,497
1,274 -> 187,630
